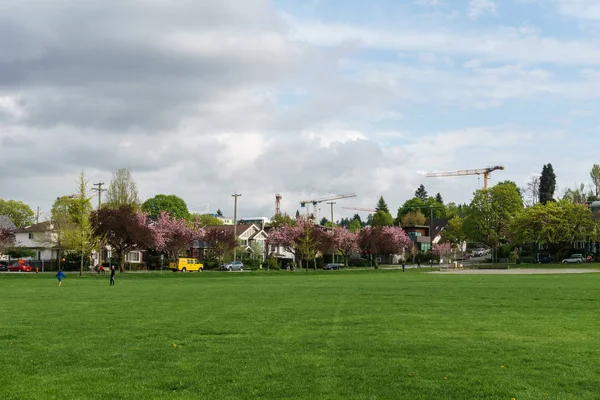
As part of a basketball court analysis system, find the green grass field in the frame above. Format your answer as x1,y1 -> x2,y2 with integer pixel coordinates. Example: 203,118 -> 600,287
2,269 -> 600,399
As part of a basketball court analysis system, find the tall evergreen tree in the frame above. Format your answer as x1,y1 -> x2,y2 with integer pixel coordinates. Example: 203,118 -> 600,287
295,210 -> 301,218
539,164 -> 557,205
435,193 -> 443,204
375,196 -> 390,214
415,185 -> 428,201
352,214 -> 362,225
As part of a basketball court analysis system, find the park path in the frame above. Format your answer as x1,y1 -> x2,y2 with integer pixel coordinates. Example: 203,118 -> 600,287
430,268 -> 600,275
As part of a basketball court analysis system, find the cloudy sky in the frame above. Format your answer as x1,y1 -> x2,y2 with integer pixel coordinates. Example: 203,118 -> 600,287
1,0 -> 599,221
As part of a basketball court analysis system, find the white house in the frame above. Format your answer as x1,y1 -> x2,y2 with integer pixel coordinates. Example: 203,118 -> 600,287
12,221 -> 59,260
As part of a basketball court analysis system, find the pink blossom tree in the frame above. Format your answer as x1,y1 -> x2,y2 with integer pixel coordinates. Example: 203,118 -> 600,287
202,227 -> 238,266
431,242 -> 452,260
333,228 -> 358,266
268,217 -> 322,269
152,212 -> 204,261
358,226 -> 413,268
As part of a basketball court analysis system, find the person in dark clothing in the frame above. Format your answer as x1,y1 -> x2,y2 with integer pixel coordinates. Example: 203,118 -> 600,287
110,266 -> 116,286
402,262 -> 405,272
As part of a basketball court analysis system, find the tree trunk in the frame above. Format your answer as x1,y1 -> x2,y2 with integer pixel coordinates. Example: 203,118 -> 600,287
118,249 -> 125,273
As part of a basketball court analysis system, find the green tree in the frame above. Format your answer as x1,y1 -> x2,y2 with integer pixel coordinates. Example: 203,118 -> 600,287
539,164 -> 556,205
396,197 -> 446,224
105,168 -> 140,209
415,185 -> 428,201
371,210 -> 394,227
435,192 -> 443,204
270,213 -> 296,229
319,217 -> 328,226
0,199 -> 35,228
443,216 -> 466,247
376,196 -> 390,214
562,183 -> 591,205
591,164 -> 600,197
348,218 -> 361,232
464,182 -> 523,254
511,201 -> 597,261
61,172 -> 99,275
401,210 -> 426,226
142,194 -> 190,220
190,214 -> 223,227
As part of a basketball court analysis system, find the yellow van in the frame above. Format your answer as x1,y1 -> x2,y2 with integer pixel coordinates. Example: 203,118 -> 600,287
169,258 -> 203,272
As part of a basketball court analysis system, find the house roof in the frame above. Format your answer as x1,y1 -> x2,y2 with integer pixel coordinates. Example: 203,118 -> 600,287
426,218 -> 449,240
0,215 -> 16,230
13,221 -> 53,233
203,224 -> 257,237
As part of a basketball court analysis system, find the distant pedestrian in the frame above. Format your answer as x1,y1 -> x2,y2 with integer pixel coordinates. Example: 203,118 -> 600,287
402,262 -> 405,272
55,269 -> 65,286
417,260 -> 421,268
110,266 -> 116,286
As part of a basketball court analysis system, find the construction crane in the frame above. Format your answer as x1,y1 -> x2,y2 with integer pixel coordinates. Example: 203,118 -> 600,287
426,165 -> 504,189
341,206 -> 377,213
275,194 -> 282,215
300,193 -> 356,220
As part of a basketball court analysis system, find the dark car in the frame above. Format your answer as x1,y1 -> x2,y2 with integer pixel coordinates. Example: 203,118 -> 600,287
323,263 -> 341,270
538,255 -> 553,264
0,261 -> 9,272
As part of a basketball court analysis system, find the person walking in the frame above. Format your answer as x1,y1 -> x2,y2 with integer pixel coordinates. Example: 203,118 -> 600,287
110,266 -> 116,286
55,269 -> 65,286
402,262 -> 406,272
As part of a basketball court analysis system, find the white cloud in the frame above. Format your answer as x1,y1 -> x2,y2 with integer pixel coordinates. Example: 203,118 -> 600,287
468,0 -> 498,19
555,0 -> 600,21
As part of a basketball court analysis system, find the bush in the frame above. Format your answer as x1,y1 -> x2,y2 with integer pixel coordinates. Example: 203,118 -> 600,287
243,258 -> 262,270
202,260 -> 220,270
348,258 -> 369,267
265,257 -> 280,270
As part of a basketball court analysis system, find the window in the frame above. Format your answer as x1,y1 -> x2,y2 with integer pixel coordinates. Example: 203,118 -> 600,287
574,241 -> 585,250
127,252 -> 140,263
28,233 -> 34,240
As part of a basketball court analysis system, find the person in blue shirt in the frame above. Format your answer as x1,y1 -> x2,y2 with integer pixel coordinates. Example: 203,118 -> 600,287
55,269 -> 65,286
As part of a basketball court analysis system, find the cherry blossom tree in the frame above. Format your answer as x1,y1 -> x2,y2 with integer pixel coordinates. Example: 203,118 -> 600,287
152,212 -> 204,260
432,242 -> 453,260
268,217 -> 322,269
333,228 -> 358,266
358,226 -> 413,268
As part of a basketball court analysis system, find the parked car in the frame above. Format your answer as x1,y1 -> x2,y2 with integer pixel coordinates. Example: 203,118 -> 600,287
473,248 -> 486,257
562,254 -> 585,264
221,261 -> 244,271
538,255 -> 553,264
8,263 -> 33,272
0,261 -> 9,272
169,258 -> 203,272
323,263 -> 341,270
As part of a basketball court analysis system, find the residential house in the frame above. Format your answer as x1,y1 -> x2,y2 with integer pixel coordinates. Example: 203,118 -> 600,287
12,221 -> 59,260
402,218 -> 449,253
193,224 -> 268,261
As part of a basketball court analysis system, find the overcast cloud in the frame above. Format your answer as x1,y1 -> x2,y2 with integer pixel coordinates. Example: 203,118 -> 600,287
1,0 -> 598,221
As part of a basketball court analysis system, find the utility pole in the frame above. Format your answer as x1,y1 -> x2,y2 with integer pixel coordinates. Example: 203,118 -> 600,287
232,193 -> 242,261
92,182 -> 106,209
36,207 -> 40,224
92,181 -> 107,269
327,201 -> 336,264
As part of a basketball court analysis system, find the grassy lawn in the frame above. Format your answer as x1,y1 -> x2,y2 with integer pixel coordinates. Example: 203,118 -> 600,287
2,270 -> 600,399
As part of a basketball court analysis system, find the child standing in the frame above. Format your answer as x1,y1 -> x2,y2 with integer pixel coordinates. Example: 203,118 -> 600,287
110,266 -> 116,286
56,269 -> 65,286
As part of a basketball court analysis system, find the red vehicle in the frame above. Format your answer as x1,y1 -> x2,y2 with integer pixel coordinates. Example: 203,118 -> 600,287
8,263 -> 33,272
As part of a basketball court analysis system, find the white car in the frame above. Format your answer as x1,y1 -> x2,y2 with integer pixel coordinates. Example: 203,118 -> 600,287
562,254 -> 585,264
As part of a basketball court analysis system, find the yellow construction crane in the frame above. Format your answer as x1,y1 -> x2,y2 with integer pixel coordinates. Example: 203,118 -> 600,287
426,166 -> 504,189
